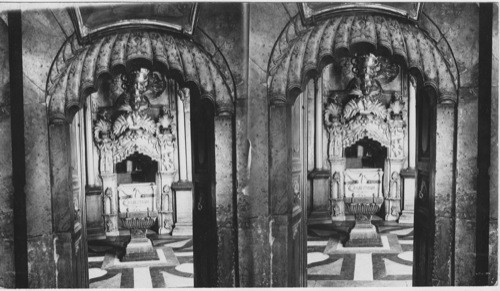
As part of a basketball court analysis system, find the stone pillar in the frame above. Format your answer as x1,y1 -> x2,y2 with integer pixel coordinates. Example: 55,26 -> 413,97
172,88 -> 193,236
214,115 -> 236,286
49,121 -> 76,287
329,158 -> 346,221
158,130 -> 176,235
96,128 -> 119,237
101,173 -> 118,237
408,77 -> 417,168
432,102 -> 455,286
314,78 -> 323,170
324,103 -> 347,221
384,161 -> 403,221
384,117 -> 405,221
171,185 -> 193,236
269,104 -> 296,286
307,80 -> 329,222
177,91 -> 187,181
400,78 -> 416,223
184,88 -> 193,181
399,169 -> 416,223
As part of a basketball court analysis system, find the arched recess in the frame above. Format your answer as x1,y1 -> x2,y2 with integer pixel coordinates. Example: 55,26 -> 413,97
46,30 -> 236,287
267,14 -> 457,286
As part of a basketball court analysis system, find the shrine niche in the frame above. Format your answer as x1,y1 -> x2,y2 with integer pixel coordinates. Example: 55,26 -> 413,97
324,53 -> 406,246
268,10 -> 458,286
46,27 -> 236,285
93,67 -> 178,259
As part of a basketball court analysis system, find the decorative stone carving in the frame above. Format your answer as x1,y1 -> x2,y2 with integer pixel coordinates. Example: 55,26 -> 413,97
94,118 -> 113,143
343,114 -> 391,149
93,67 -> 178,239
292,176 -> 301,207
349,54 -> 383,98
115,68 -> 166,112
324,53 -> 406,227
324,101 -> 344,161
331,172 -> 341,200
106,219 -> 114,232
161,185 -> 170,211
343,97 -> 388,121
389,92 -> 405,120
389,172 -> 400,198
73,196 -> 81,225
98,141 -> 114,174
343,168 -> 385,247
103,187 -> 113,214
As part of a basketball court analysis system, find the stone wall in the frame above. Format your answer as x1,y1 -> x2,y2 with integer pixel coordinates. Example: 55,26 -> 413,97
21,6 -> 74,288
241,3 -> 300,286
490,3 -> 498,286
420,3 -> 480,285
0,18 -> 15,289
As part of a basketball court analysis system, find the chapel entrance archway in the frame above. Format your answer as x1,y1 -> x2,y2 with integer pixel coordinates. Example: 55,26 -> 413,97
46,30 -> 236,288
268,14 -> 458,287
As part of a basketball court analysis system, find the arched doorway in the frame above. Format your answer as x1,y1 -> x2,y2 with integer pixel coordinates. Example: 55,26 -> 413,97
267,13 -> 457,287
46,30 -> 236,288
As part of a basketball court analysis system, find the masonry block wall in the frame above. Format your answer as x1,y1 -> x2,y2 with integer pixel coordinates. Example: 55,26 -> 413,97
490,3 -> 499,286
0,17 -> 15,289
19,7 -> 74,287
421,3 -> 480,286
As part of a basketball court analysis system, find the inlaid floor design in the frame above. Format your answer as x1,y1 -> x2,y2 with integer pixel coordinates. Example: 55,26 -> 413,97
307,221 -> 414,287
88,235 -> 194,288
88,221 -> 412,288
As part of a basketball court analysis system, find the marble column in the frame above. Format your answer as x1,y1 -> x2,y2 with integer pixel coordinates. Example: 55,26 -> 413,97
184,88 -> 193,182
314,78 -> 323,170
101,173 -> 118,237
98,137 -> 118,237
176,91 -> 187,181
84,97 -> 96,187
408,77 -> 416,168
400,78 -> 416,223
172,88 -> 193,236
310,78 -> 330,222
325,101 -> 347,221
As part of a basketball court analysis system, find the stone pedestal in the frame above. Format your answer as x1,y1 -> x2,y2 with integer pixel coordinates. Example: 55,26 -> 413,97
384,198 -> 401,221
120,214 -> 158,262
308,170 -> 330,221
345,214 -> 383,247
399,170 -> 416,224
172,182 -> 193,236
122,228 -> 159,262
344,194 -> 384,247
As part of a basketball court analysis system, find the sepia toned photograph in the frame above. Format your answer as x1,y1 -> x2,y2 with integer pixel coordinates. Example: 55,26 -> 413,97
0,1 -> 498,288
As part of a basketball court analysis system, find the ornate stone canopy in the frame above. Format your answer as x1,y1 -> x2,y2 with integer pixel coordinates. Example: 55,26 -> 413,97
46,30 -> 234,123
268,14 -> 457,105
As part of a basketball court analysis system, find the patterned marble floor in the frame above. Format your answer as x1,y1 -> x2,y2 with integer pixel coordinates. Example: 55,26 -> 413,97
88,234 -> 194,288
88,221 -> 412,288
307,220 -> 414,287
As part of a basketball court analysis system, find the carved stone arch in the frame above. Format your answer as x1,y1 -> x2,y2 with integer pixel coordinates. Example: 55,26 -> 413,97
267,14 -> 458,106
46,29 -> 236,287
342,123 -> 391,149
46,30 -> 236,124
267,11 -> 458,287
113,141 -> 162,165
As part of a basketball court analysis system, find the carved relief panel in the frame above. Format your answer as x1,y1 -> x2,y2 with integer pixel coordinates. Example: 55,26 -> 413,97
92,67 -> 181,235
323,53 -> 407,221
